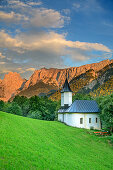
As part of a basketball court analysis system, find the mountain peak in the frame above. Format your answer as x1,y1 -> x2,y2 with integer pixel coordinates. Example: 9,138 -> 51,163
0,59 -> 113,102
0,72 -> 26,101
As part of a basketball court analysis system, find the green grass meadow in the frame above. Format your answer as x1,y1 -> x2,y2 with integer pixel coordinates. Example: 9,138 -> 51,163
0,111 -> 113,170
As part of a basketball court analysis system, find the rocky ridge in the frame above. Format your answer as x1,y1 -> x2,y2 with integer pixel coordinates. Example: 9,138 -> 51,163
24,59 -> 113,89
0,59 -> 113,101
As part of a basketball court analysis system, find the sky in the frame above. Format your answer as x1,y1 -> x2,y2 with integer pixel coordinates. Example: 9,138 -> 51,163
0,0 -> 113,79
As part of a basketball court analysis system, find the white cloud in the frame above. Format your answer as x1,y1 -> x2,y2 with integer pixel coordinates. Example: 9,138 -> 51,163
29,8 -> 65,28
8,0 -> 29,8
18,31 -> 111,53
0,30 -> 23,53
0,2 -> 67,28
28,1 -> 42,6
0,30 -> 111,56
0,11 -> 28,23
71,41 -> 111,52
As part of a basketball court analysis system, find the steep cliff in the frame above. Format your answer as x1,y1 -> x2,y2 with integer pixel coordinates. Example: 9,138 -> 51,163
23,59 -> 113,89
0,72 -> 26,101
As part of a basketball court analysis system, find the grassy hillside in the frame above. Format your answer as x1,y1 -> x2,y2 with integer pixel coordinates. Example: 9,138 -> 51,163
0,112 -> 113,170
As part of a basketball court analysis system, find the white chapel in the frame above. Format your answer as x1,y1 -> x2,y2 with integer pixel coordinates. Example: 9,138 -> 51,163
58,78 -> 101,130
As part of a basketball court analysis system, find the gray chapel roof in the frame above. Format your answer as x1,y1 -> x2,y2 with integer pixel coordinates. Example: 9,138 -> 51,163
58,100 -> 100,113
60,78 -> 72,93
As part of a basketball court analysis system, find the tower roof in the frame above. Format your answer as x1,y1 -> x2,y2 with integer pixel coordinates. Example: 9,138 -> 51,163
61,78 -> 72,93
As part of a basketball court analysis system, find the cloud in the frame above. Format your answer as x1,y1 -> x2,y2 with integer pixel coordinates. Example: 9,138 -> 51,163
103,22 -> 113,28
0,52 -> 6,59
62,9 -> 70,15
0,3 -> 68,29
0,62 -> 5,65
16,67 -> 36,74
0,30 -> 111,56
70,41 -> 111,52
26,68 -> 36,72
5,0 -> 67,28
0,30 -> 23,53
0,11 -> 28,23
0,29 -> 111,76
8,0 -> 42,8
29,8 -> 67,28
0,69 -> 10,73
28,1 -> 42,6
73,0 -> 103,13
73,3 -> 81,10
18,31 -> 111,53
8,0 -> 29,8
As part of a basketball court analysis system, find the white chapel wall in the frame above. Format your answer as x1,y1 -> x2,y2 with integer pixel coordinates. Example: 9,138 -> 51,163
85,114 -> 101,130
62,113 -> 101,130
58,114 -> 63,122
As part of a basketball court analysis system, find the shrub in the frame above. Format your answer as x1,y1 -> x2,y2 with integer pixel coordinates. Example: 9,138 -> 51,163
72,93 -> 93,101
96,93 -> 113,133
27,110 -> 42,119
13,96 -> 30,116
7,102 -> 22,116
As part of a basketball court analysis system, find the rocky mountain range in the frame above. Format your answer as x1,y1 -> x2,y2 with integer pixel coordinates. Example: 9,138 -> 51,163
0,59 -> 113,102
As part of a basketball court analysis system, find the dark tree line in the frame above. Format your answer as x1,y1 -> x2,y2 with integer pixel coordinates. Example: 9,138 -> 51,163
0,95 -> 58,121
0,93 -> 113,133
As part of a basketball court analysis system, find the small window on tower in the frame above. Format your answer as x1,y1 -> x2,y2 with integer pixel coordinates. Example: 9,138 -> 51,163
89,118 -> 91,123
80,118 -> 83,124
96,118 -> 98,123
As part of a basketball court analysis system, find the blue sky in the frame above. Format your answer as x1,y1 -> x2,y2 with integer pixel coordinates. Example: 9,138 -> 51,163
0,0 -> 113,79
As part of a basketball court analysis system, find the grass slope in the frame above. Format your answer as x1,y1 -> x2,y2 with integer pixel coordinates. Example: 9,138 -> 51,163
0,112 -> 113,170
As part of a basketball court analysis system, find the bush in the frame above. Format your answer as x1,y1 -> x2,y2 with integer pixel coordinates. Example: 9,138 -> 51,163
28,96 -> 57,121
3,102 -> 12,112
96,93 -> 113,133
7,102 -> 22,116
13,96 -> 30,116
27,110 -> 42,119
72,93 -> 93,101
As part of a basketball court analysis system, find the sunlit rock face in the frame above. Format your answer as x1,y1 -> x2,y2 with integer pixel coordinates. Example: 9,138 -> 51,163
0,59 -> 113,101
0,72 -> 26,101
23,59 -> 113,89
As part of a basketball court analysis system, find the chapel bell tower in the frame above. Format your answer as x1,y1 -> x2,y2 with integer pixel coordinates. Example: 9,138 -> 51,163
61,78 -> 72,107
